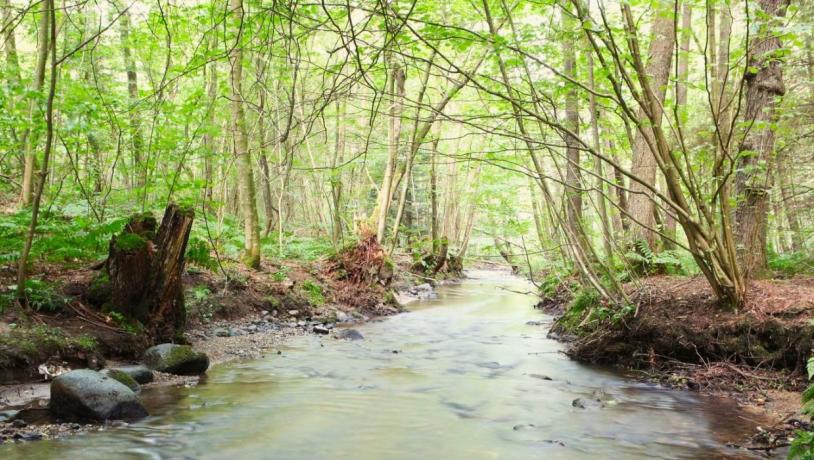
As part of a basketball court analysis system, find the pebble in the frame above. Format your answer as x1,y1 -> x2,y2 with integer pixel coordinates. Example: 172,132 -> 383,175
313,325 -> 330,335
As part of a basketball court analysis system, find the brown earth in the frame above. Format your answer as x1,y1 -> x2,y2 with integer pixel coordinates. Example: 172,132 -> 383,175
539,274 -> 814,454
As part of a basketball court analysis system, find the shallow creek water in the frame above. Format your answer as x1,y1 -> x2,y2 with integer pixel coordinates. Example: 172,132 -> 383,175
2,270 -> 762,459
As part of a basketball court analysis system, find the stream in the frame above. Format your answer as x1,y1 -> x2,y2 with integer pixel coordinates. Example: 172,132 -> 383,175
1,270 -> 761,459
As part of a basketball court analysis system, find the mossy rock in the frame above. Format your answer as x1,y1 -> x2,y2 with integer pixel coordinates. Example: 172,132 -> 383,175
100,369 -> 140,392
143,344 -> 209,375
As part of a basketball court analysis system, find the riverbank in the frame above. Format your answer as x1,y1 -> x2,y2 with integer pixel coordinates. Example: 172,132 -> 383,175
536,274 -> 814,454
0,241 -> 459,443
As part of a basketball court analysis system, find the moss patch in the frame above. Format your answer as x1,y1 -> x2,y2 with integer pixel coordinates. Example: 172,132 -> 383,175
114,233 -> 148,252
0,325 -> 100,370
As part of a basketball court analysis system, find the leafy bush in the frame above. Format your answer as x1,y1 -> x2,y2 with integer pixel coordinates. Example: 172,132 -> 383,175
0,209 -> 127,264
300,280 -> 325,306
789,356 -> 814,459
624,240 -> 697,276
770,251 -> 814,278
1,279 -> 69,313
272,265 -> 291,282
186,236 -> 217,270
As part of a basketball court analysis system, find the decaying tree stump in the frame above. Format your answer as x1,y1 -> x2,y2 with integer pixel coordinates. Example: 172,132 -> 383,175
91,203 -> 194,342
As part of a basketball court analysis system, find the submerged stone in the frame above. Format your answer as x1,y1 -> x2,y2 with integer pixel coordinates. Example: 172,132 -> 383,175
143,344 -> 209,375
336,329 -> 364,341
49,369 -> 147,421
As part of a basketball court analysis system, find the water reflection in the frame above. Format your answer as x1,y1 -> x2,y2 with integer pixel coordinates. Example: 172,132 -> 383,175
1,270 -> 759,459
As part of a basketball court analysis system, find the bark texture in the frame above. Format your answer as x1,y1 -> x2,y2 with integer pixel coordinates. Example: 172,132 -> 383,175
100,204 -> 194,342
626,0 -> 676,249
735,0 -> 789,279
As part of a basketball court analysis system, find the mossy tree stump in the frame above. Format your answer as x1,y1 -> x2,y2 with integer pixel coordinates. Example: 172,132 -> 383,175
94,204 -> 194,342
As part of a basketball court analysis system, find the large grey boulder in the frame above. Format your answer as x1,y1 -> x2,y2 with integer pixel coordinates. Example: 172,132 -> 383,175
143,344 -> 209,375
49,369 -> 148,421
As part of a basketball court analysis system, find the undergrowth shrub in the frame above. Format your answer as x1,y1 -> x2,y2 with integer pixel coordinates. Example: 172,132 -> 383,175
789,356 -> 814,459
0,279 -> 69,313
770,251 -> 814,278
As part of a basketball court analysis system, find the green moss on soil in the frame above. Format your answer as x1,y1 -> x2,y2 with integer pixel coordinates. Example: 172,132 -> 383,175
0,325 -> 99,369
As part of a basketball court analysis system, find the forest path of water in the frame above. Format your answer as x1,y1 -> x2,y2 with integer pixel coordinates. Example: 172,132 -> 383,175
1,270 -> 760,459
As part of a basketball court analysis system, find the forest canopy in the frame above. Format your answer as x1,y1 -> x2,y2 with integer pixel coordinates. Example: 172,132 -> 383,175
1,0 -> 812,308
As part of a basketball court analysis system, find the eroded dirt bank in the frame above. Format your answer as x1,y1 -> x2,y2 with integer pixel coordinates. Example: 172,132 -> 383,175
536,275 -> 814,454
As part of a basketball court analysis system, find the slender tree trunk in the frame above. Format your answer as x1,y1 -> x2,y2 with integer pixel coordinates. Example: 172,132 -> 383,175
562,11 -> 584,254
114,0 -> 145,190
662,2 -> 692,250
375,60 -> 405,242
20,3 -> 50,207
626,0 -> 677,249
430,138 -> 440,253
587,50 -> 613,259
331,98 -> 346,244
229,0 -> 261,268
202,37 -> 218,207
734,0 -> 789,279
2,0 -> 20,83
17,0 -> 56,301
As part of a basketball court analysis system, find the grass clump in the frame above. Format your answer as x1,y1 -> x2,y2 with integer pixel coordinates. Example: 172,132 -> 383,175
300,280 -> 325,306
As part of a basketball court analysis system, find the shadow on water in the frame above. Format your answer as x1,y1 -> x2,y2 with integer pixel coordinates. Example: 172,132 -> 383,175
1,269 -> 765,459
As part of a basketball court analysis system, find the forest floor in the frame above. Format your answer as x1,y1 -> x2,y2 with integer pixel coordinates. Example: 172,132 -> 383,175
539,274 -> 814,454
0,252 -> 445,442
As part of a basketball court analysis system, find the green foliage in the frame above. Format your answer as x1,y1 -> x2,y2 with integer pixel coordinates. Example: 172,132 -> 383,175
262,233 -> 335,262
106,311 -> 144,335
1,279 -> 69,313
114,233 -> 148,252
186,236 -> 217,270
300,280 -> 325,306
624,240 -> 695,276
770,251 -> 814,278
185,284 -> 219,323
789,356 -> 814,459
272,265 -> 291,282
557,287 -> 634,333
0,209 -> 127,264
0,325 -> 98,368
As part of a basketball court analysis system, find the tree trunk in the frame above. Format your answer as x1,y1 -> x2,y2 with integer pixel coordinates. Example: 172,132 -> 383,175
100,205 -> 193,342
375,60 -> 405,242
2,0 -> 21,84
16,0 -> 56,303
20,3 -> 50,207
331,98 -> 346,244
734,0 -> 789,279
229,0 -> 261,268
114,0 -> 145,190
626,0 -> 676,249
562,10 -> 584,255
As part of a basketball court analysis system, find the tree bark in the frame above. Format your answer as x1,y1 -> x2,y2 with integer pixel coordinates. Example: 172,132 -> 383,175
113,0 -> 145,190
563,10 -> 584,254
100,205 -> 193,342
626,0 -> 676,249
20,2 -> 50,207
229,0 -> 261,268
734,0 -> 789,279
375,60 -> 405,242
17,0 -> 56,302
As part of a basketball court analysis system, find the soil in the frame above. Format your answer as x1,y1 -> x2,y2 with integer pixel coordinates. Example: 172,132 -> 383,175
538,274 -> 814,455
